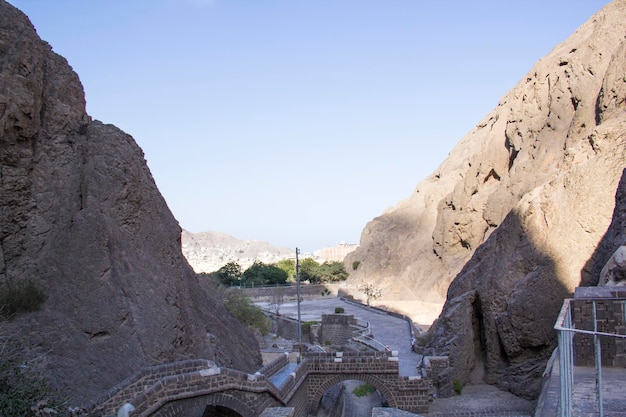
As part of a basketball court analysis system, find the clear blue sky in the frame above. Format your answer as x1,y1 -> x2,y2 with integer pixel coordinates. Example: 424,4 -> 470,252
10,0 -> 609,253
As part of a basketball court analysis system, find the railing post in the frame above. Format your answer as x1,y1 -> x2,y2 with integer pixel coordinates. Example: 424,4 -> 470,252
558,304 -> 573,417
592,300 -> 604,417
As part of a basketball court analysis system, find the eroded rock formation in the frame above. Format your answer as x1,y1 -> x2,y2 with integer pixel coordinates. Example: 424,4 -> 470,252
346,0 -> 626,398
0,0 -> 260,406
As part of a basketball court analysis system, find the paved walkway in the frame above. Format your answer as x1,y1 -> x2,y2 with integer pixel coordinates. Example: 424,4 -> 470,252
427,384 -> 535,417
270,298 -> 421,376
535,354 -> 626,417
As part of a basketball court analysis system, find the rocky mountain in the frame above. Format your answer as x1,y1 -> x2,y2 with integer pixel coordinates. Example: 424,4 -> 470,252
0,0 -> 261,408
181,229 -> 294,273
345,0 -> 626,398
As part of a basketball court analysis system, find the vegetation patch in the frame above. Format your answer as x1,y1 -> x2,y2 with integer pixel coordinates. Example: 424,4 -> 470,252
352,383 -> 376,397
301,320 -> 317,334
0,280 -> 46,318
416,333 -> 431,346
453,379 -> 463,395
223,289 -> 270,335
334,307 -> 345,314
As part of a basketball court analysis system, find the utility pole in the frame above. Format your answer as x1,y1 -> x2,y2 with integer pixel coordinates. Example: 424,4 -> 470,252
296,247 -> 302,363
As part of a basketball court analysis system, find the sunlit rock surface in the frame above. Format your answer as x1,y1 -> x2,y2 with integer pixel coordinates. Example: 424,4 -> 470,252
346,0 -> 626,398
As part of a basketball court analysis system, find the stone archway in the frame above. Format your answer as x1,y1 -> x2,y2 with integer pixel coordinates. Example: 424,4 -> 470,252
202,404 -> 243,417
156,392 -> 256,417
309,374 -> 397,414
204,393 -> 256,417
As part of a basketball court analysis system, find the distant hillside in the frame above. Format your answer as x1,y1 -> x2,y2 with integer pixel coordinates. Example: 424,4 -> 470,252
181,230 -> 295,273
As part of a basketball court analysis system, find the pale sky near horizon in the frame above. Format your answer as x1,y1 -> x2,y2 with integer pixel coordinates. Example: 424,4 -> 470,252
9,0 -> 609,253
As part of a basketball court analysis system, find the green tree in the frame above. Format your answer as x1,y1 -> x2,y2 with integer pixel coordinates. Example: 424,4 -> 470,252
215,261 -> 243,286
242,261 -> 288,287
298,258 -> 320,282
222,289 -> 270,335
275,259 -> 296,282
316,261 -> 349,283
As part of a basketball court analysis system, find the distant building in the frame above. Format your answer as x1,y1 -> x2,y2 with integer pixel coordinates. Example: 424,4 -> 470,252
320,242 -> 359,262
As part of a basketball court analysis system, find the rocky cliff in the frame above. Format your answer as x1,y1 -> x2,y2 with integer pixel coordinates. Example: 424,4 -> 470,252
345,0 -> 626,398
0,0 -> 261,407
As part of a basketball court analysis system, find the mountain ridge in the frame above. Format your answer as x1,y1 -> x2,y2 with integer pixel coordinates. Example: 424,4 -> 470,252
181,229 -> 295,272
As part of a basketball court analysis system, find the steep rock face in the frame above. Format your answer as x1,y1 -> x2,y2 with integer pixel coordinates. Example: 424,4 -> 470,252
597,171 -> 626,286
346,0 -> 626,397
0,1 -> 260,406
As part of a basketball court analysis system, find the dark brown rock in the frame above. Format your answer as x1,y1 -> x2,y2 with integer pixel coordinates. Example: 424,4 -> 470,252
0,0 -> 260,406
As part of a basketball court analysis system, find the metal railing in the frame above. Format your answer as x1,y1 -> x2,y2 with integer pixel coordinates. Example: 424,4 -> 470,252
554,297 -> 626,417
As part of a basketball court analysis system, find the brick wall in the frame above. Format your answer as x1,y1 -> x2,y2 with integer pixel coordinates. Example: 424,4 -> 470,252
93,351 -> 435,417
241,283 -> 340,302
571,289 -> 626,367
320,314 -> 357,346
90,359 -> 216,415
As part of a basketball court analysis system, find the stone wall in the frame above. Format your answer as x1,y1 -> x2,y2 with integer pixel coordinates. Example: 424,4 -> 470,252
320,314 -> 357,346
90,359 -> 217,415
270,314 -> 304,342
241,283 -> 340,302
93,351 -> 435,416
301,351 -> 432,415
423,356 -> 453,398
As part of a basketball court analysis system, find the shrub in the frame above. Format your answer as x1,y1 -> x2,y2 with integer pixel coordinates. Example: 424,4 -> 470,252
352,383 -> 376,397
223,290 -> 270,335
352,261 -> 360,271
301,321 -> 317,334
0,280 -> 46,318
453,379 -> 463,395
334,307 -> 344,314
416,333 -> 431,346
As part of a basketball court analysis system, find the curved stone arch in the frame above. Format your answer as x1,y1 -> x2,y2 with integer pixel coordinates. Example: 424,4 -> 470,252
158,392 -> 257,417
309,373 -> 397,413
204,392 -> 256,417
